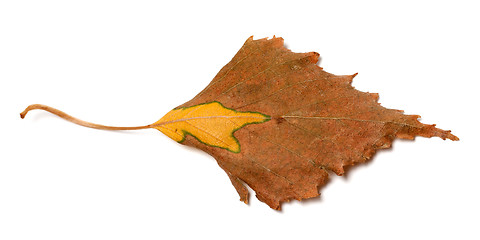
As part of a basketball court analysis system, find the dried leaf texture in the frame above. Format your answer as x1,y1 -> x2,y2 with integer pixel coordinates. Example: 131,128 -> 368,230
18,36 -> 458,210
172,36 -> 457,210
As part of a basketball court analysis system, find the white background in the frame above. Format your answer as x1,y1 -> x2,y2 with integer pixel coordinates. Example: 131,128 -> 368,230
1,1 -> 478,239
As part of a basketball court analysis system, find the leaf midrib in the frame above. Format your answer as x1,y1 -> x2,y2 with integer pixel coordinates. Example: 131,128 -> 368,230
281,115 -> 418,128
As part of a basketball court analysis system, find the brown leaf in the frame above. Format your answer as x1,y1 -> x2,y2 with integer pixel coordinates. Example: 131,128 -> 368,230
21,36 -> 458,210
172,36 -> 458,210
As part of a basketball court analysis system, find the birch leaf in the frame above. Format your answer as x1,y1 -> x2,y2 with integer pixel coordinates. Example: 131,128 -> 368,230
21,36 -> 458,210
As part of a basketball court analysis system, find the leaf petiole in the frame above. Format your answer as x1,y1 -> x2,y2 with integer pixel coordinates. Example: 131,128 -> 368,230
20,104 -> 152,131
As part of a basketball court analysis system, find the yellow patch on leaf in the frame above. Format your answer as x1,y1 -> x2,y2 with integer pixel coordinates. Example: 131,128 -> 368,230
152,102 -> 270,153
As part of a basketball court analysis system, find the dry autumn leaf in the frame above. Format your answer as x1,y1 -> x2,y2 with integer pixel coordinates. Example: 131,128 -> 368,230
21,36 -> 458,210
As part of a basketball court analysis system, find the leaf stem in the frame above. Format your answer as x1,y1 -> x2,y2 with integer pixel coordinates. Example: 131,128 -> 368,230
20,104 -> 152,130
